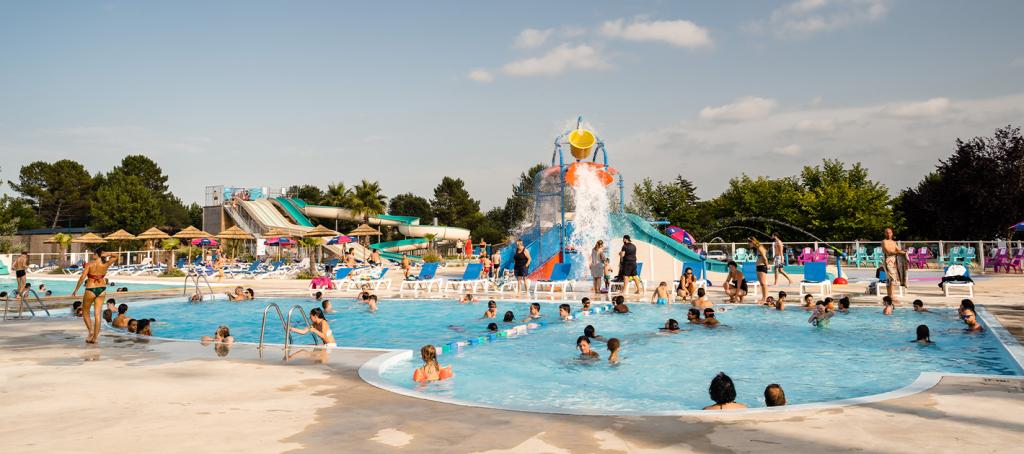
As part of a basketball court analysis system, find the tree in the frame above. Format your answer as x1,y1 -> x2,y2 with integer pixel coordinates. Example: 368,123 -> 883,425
106,155 -> 169,195
321,182 -> 355,208
431,177 -> 480,226
91,175 -> 163,233
9,160 -> 93,228
898,125 -> 1024,239
161,195 -> 193,229
0,195 -> 43,232
389,193 -> 434,223
52,233 -> 73,266
628,176 -> 700,228
494,163 -> 545,234
187,203 -> 203,228
798,159 -> 894,241
286,184 -> 324,204
350,179 -> 387,220
705,175 -> 805,240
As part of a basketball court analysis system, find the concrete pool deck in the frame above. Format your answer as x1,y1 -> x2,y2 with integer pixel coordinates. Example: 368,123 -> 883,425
3,271 -> 1024,453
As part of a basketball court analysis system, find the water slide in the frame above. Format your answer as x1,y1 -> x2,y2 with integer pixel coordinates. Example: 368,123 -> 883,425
274,197 -> 315,227
230,199 -> 366,259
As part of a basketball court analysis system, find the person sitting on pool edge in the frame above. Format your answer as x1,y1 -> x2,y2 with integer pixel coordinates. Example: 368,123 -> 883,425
502,311 -> 515,323
704,372 -> 747,410
522,303 -> 541,322
703,308 -> 719,326
112,304 -> 129,329
201,325 -> 235,344
289,307 -> 336,347
576,335 -> 599,359
687,308 -> 702,324
482,300 -> 497,319
912,299 -> 928,312
962,309 -> 984,332
413,345 -> 452,382
584,324 -> 605,342
322,300 -> 335,314
882,296 -> 895,315
651,281 -> 670,305
660,318 -> 681,333
913,325 -> 933,344
607,338 -> 621,364
559,303 -> 572,321
764,384 -> 786,407
692,288 -> 712,309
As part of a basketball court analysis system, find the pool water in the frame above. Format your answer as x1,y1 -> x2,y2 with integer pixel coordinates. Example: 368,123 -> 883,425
0,278 -> 174,296
123,297 -> 1021,413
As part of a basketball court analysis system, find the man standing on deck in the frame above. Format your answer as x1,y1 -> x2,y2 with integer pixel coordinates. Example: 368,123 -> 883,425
771,232 -> 792,285
619,235 -> 642,295
881,228 -> 907,304
13,251 -> 29,299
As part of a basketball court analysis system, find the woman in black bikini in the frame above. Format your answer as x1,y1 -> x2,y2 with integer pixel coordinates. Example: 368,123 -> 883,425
750,238 -> 769,305
513,240 -> 530,295
72,248 -> 119,344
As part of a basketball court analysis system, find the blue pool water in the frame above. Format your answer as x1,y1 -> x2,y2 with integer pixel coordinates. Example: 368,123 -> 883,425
0,278 -> 174,296
125,297 -> 1021,413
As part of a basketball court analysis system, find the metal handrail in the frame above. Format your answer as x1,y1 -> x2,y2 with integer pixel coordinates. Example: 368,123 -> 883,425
23,289 -> 48,316
182,271 -> 214,298
258,303 -> 287,349
286,305 -> 320,349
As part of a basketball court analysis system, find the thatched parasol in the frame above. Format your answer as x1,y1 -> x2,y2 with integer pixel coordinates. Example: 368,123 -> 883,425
72,233 -> 107,244
103,229 -> 136,241
217,226 -> 254,259
43,235 -> 60,244
173,226 -> 212,265
348,223 -> 382,247
263,227 -> 296,238
136,227 -> 171,266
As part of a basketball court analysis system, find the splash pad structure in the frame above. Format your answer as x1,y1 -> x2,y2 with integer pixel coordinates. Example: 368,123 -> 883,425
498,117 -> 728,283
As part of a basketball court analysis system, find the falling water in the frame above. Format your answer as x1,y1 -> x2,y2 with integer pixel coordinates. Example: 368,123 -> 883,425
566,164 -> 612,279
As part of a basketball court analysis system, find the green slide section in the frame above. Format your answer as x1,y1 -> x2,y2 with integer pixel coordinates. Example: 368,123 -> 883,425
610,213 -> 729,273
370,238 -> 429,251
275,198 -> 315,227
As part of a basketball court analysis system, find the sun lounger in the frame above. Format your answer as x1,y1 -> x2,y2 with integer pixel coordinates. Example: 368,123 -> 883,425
799,261 -> 832,297
533,263 -> 574,298
399,263 -> 443,296
445,263 -> 488,294
741,262 -> 762,299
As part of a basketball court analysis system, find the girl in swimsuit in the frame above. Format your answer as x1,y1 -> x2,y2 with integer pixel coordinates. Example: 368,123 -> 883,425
677,267 -> 697,300
288,307 -> 336,347
750,238 -> 770,305
72,248 -> 119,344
413,345 -> 453,382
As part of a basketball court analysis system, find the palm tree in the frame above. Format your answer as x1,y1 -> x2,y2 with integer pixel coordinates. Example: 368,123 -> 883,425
53,233 -> 73,266
322,182 -> 355,208
423,233 -> 437,252
297,237 -> 322,273
351,179 -> 387,221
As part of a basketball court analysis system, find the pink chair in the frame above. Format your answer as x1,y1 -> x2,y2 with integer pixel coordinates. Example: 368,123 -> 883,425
988,247 -> 1010,272
796,247 -> 814,265
1003,248 -> 1023,273
914,247 -> 932,268
812,247 -> 829,263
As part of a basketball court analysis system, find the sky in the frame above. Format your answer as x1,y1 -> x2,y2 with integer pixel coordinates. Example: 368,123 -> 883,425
1,0 -> 1022,209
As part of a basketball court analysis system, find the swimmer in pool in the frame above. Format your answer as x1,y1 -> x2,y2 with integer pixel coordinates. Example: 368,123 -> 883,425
583,325 -> 605,342
838,296 -> 850,313
576,335 -> 599,359
607,338 -> 621,364
201,325 -> 235,344
126,318 -> 138,333
487,322 -> 499,332
612,296 -> 630,314
808,301 -> 834,327
226,286 -> 245,301
322,300 -> 335,314
503,311 -> 515,323
289,308 -> 336,347
912,299 -> 928,312
692,288 -> 712,310
962,309 -> 984,332
882,296 -> 894,315
703,308 -> 719,326
459,293 -> 478,304
580,297 -> 591,312
687,308 -> 702,324
136,319 -> 153,336
651,281 -> 670,304
482,300 -> 497,319
660,318 -> 681,333
522,302 -> 541,322
367,295 -> 378,312
802,293 -> 815,310
913,324 -> 933,344
313,291 -> 323,301
413,345 -> 453,382
112,304 -> 129,329
559,303 -> 572,321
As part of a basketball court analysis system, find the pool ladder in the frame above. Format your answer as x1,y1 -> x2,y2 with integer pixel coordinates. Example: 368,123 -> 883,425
258,303 -> 320,350
2,289 -> 50,321
182,271 -> 214,299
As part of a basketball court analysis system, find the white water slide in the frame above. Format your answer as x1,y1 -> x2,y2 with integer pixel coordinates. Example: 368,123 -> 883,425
301,205 -> 471,241
232,199 -> 369,259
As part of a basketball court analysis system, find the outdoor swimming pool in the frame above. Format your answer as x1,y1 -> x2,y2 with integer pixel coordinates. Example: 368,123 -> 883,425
117,296 -> 1022,413
0,277 -> 174,296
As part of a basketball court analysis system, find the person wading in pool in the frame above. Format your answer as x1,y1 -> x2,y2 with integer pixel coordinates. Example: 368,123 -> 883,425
882,227 -> 908,304
288,307 -> 336,347
618,235 -> 642,295
72,248 -> 119,344
513,240 -> 531,295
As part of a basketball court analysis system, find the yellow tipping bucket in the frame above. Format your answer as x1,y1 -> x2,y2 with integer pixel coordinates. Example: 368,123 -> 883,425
568,128 -> 596,160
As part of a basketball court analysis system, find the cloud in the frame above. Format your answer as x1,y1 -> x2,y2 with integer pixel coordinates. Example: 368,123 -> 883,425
600,18 -> 712,48
795,118 -> 836,131
773,144 -> 803,156
699,97 -> 779,122
609,92 -> 1024,200
883,97 -> 951,118
750,0 -> 889,38
513,28 -> 553,49
501,44 -> 611,77
467,68 -> 495,83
